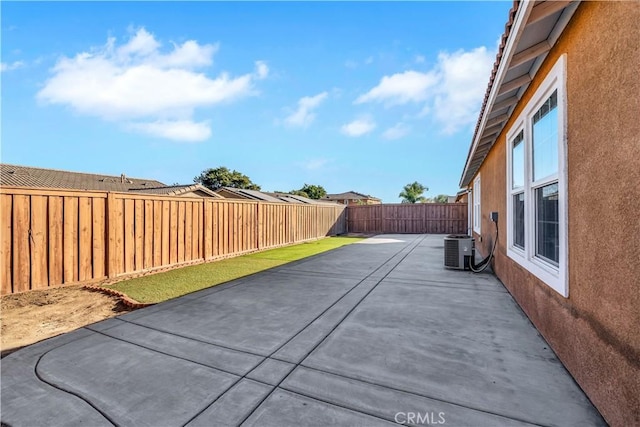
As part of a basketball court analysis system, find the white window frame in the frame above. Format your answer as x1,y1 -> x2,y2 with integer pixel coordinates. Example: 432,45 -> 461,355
505,54 -> 568,297
473,174 -> 481,234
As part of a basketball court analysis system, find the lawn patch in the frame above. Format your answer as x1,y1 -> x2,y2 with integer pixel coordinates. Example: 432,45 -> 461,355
106,236 -> 364,303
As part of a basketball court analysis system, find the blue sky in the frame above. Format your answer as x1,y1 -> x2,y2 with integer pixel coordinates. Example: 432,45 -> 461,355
1,1 -> 511,202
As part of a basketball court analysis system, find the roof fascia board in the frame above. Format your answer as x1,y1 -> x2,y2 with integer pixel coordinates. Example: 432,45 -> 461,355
460,1 -> 535,187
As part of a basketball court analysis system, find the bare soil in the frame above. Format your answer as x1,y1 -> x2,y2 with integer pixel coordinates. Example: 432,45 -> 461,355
1,286 -> 133,357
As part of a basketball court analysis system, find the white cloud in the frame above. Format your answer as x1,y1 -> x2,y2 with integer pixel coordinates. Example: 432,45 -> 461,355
285,92 -> 328,128
382,122 -> 410,140
364,56 -> 374,65
300,158 -> 329,170
355,70 -> 438,106
341,117 -> 376,137
355,46 -> 495,134
37,27 -> 267,142
431,47 -> 494,134
255,60 -> 269,79
414,54 -> 426,64
1,61 -> 25,72
129,120 -> 211,142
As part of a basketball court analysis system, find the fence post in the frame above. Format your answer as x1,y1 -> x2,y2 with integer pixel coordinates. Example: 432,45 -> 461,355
344,206 -> 348,234
256,202 -> 262,250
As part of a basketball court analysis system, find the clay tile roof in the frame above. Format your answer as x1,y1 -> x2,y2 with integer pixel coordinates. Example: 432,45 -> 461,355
468,1 -> 520,161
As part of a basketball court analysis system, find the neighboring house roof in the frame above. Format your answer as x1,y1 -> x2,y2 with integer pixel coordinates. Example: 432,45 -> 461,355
128,184 -> 222,198
0,164 -> 219,197
267,192 -> 338,205
460,0 -> 580,187
324,191 -> 381,201
0,164 -> 166,192
215,187 -> 283,202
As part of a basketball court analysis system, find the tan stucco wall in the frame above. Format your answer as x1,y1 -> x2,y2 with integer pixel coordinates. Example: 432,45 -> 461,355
469,2 -> 640,425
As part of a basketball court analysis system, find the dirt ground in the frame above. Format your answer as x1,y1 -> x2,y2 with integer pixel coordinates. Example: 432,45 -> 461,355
1,286 -> 133,357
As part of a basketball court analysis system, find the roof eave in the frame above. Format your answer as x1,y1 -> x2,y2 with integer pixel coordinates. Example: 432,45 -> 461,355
459,0 -> 579,188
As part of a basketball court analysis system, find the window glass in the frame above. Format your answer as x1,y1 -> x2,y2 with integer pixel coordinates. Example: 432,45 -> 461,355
532,90 -> 558,181
513,192 -> 525,249
536,183 -> 559,265
512,131 -> 524,189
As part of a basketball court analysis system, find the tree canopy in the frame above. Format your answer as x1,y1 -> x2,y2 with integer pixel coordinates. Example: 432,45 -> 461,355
430,194 -> 449,203
194,167 -> 260,191
399,181 -> 428,204
291,184 -> 327,200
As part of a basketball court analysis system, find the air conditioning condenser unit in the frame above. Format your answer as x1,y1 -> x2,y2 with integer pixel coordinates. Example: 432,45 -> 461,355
444,235 -> 474,270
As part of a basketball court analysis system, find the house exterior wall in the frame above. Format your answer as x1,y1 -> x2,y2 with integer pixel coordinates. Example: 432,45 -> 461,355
468,2 -> 640,425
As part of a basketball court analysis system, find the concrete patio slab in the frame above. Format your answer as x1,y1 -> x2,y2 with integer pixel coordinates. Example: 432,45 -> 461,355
242,389 -> 397,427
1,234 -> 605,426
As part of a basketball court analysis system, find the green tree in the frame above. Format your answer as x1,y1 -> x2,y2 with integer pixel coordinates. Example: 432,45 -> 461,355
432,194 -> 449,203
399,181 -> 428,204
291,184 -> 327,200
194,167 -> 260,191
289,189 -> 310,198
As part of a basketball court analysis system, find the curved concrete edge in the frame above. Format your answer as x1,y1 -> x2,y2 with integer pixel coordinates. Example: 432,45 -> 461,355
83,285 -> 155,309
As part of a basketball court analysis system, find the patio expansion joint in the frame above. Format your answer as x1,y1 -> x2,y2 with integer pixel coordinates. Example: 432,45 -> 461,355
381,277 -> 509,294
235,235 -> 431,426
20,235 -> 422,427
267,388 -> 400,427
264,268 -> 364,280
33,344 -> 118,427
184,234 -> 426,426
64,328 -> 291,427
116,318 -> 269,360
284,363 -> 546,427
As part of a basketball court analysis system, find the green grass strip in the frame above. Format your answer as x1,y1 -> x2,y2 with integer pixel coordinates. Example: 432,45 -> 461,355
106,236 -> 364,304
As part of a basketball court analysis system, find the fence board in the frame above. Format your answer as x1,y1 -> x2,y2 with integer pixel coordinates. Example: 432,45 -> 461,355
220,202 -> 227,255
184,202 -> 192,261
0,188 -> 347,294
135,200 -> 144,271
161,201 -> 170,265
63,196 -> 78,284
192,201 -> 200,260
110,197 -> 124,277
93,198 -> 106,279
28,196 -> 48,289
143,200 -> 153,269
152,200 -> 162,268
346,203 -> 467,235
169,201 -> 178,265
204,201 -> 212,259
124,199 -> 135,273
1,195 -> 13,294
78,197 -> 93,282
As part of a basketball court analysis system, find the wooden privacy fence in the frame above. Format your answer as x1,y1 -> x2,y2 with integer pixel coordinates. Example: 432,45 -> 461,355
346,203 -> 467,235
0,187 -> 346,295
